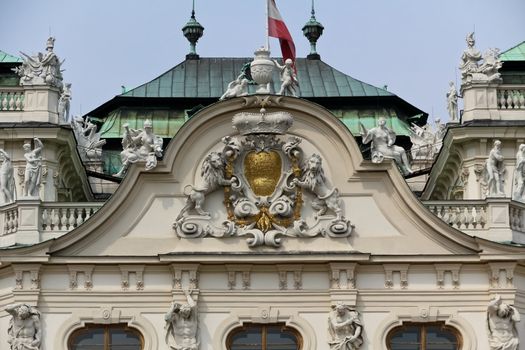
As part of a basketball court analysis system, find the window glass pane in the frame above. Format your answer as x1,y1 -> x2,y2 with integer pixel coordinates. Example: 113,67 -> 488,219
425,326 -> 458,350
71,328 -> 105,349
110,328 -> 142,350
267,326 -> 298,350
230,328 -> 263,350
389,326 -> 421,350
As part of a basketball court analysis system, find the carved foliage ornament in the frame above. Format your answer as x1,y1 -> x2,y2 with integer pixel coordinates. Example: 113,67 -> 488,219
173,109 -> 353,247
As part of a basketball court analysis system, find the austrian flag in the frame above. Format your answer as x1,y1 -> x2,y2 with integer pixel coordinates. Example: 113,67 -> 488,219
268,0 -> 296,64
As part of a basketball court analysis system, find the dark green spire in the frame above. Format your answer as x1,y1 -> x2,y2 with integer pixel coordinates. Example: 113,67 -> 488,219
302,0 -> 324,60
182,0 -> 204,60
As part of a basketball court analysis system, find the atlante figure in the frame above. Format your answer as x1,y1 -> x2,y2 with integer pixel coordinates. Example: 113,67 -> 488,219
165,289 -> 199,350
328,302 -> 363,350
6,303 -> 42,350
487,295 -> 519,350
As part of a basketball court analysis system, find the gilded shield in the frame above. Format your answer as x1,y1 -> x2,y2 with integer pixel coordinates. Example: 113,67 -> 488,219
244,151 -> 282,196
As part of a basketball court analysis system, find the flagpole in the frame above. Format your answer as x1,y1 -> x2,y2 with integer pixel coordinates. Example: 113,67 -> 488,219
266,0 -> 270,51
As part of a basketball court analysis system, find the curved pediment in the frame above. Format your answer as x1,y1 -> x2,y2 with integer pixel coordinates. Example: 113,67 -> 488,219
41,96 -> 483,258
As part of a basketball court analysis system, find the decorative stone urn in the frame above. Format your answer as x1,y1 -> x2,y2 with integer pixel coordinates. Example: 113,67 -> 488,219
250,47 -> 275,94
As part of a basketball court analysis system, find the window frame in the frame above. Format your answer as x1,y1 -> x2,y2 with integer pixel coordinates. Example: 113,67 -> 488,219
67,323 -> 144,350
386,321 -> 463,350
226,322 -> 303,350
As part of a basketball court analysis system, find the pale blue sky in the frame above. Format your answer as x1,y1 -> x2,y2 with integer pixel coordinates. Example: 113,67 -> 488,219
2,0 -> 524,121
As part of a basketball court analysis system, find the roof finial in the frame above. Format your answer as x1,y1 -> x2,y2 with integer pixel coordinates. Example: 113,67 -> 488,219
302,0 -> 324,60
182,0 -> 204,60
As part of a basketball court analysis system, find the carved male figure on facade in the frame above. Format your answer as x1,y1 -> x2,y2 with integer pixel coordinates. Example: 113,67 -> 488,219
23,138 -> 43,197
58,83 -> 72,122
165,289 -> 199,350
487,295 -> 519,350
512,144 -> 525,201
6,303 -> 42,350
328,302 -> 363,350
359,117 -> 412,175
274,58 -> 298,97
0,149 -> 15,204
446,81 -> 459,122
114,119 -> 163,177
485,140 -> 505,197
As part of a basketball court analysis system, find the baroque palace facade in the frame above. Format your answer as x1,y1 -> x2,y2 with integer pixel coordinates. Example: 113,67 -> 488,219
1,11 -> 525,350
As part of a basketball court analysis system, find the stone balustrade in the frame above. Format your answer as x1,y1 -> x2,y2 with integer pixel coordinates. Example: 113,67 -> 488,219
0,88 -> 25,111
425,200 -> 487,230
40,203 -> 101,232
0,201 -> 103,246
424,198 -> 525,243
497,86 -> 525,109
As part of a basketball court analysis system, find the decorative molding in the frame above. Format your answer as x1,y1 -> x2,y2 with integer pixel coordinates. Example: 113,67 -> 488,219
55,307 -> 158,350
119,265 -> 145,291
213,308 -> 316,350
277,265 -> 303,290
170,263 -> 200,290
12,264 -> 41,290
434,264 -> 461,289
383,264 -> 409,289
329,263 -> 357,289
67,265 -> 94,290
225,265 -> 252,290
488,262 -> 516,289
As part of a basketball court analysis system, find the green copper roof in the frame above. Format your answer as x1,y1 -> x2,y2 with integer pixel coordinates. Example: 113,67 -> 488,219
0,50 -> 22,63
500,41 -> 525,61
122,58 -> 394,98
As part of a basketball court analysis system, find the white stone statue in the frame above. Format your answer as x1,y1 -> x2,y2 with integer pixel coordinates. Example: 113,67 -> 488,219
409,122 -> 437,159
459,33 -> 502,84
14,37 -> 63,89
485,140 -> 505,197
23,138 -> 43,197
6,303 -> 42,350
220,78 -> 248,100
512,144 -> 525,201
176,151 -> 234,220
165,289 -> 199,350
359,117 -> 413,175
328,302 -> 363,350
274,59 -> 298,97
58,83 -> 72,122
487,295 -> 519,350
293,154 -> 343,220
446,82 -> 459,122
114,119 -> 163,177
0,149 -> 15,204
71,116 -> 106,162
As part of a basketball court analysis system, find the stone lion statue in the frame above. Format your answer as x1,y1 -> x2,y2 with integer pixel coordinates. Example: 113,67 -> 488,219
176,152 -> 235,220
293,154 -> 343,220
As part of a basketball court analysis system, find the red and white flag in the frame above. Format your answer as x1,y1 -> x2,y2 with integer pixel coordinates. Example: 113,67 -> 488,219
268,0 -> 296,64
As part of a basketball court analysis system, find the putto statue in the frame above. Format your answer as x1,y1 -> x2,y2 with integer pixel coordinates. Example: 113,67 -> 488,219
165,290 -> 199,350
114,120 -> 163,177
485,140 -> 505,197
512,144 -> 525,202
14,37 -> 63,89
23,138 -> 44,197
328,302 -> 363,350
446,82 -> 459,122
274,59 -> 299,97
71,116 -> 106,162
6,303 -> 42,350
58,83 -> 72,122
0,149 -> 15,204
459,32 -> 501,84
359,117 -> 413,175
487,295 -> 519,350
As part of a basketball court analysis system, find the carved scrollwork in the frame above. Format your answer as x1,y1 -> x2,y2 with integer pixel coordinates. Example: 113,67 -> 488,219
173,109 -> 354,247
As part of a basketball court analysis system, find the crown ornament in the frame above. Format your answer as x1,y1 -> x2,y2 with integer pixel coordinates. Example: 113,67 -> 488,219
232,110 -> 293,135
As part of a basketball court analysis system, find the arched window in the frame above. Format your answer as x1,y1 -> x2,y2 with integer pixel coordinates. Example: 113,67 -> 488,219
387,322 -> 462,350
227,323 -> 301,350
68,324 -> 143,350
